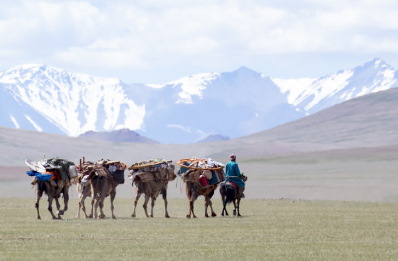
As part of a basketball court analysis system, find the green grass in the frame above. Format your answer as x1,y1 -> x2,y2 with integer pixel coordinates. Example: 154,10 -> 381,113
1,198 -> 398,260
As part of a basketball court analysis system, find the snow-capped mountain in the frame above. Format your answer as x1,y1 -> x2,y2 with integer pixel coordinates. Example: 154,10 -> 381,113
130,66 -> 304,143
0,58 -> 397,144
0,64 -> 144,136
273,58 -> 398,114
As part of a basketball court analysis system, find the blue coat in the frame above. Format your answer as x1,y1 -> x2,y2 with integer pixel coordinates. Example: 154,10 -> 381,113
225,161 -> 245,187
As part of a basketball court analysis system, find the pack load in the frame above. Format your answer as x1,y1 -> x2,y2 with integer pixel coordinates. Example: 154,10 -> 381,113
25,158 -> 77,185
77,157 -> 127,185
128,158 -> 176,183
177,158 -> 225,187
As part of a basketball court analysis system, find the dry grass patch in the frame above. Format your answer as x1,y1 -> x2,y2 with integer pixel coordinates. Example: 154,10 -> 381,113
1,198 -> 398,260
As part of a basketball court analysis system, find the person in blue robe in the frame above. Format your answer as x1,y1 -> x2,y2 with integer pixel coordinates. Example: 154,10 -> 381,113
225,154 -> 245,197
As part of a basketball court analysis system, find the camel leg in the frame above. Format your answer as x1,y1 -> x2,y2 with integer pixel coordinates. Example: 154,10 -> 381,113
204,196 -> 216,217
186,199 -> 197,218
47,196 -> 58,219
54,197 -> 62,219
77,196 -> 82,218
93,194 -> 100,219
57,190 -> 69,217
110,190 -> 116,219
191,202 -> 197,218
208,198 -> 216,217
98,195 -> 106,219
54,197 -> 61,213
143,195 -> 150,218
185,184 -> 197,218
81,194 -> 89,218
76,184 -> 86,218
190,199 -> 197,218
204,197 -> 209,218
62,190 -> 69,215
54,181 -> 64,215
150,196 -> 156,218
35,194 -> 42,220
131,193 -> 141,217
77,191 -> 87,218
88,197 -> 94,218
76,185 -> 82,218
163,190 -> 170,218
186,200 -> 192,218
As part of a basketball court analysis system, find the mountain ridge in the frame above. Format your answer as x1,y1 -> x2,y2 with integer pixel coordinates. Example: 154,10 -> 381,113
1,87 -> 398,166
1,58 -> 397,143
78,128 -> 159,144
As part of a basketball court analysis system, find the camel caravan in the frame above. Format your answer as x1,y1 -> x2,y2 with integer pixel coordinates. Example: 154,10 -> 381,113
25,155 -> 247,219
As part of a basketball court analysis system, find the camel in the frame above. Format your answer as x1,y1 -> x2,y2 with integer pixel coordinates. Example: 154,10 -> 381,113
88,163 -> 119,219
75,162 -> 95,218
183,169 -> 217,218
75,159 -> 125,219
220,173 -> 248,217
35,179 -> 70,220
76,177 -> 92,218
131,165 -> 176,218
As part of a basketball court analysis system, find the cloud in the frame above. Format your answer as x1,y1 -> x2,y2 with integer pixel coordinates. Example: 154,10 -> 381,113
1,0 -> 398,82
167,124 -> 209,141
167,124 -> 192,133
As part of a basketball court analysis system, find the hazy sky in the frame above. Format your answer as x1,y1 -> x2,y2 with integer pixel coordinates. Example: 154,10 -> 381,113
1,0 -> 398,83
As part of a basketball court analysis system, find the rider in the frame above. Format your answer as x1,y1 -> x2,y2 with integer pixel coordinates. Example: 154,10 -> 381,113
225,154 -> 245,198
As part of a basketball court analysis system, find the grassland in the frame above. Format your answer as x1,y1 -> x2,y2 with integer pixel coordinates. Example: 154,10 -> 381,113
1,198 -> 398,261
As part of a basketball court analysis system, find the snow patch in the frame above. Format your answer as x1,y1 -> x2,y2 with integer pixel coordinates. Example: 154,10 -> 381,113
10,115 -> 19,128
272,77 -> 316,104
24,115 -> 42,132
169,73 -> 220,104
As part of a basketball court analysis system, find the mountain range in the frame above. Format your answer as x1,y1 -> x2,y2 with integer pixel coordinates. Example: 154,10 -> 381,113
1,86 -> 398,166
79,129 -> 159,144
2,87 -> 398,202
0,58 -> 397,144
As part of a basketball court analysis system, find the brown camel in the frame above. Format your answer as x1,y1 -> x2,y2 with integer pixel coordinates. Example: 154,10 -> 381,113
89,163 -> 119,219
35,179 -> 70,220
183,169 -> 217,218
76,159 -> 125,219
131,165 -> 176,218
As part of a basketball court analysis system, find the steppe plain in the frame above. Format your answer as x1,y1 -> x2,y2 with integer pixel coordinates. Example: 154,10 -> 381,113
1,88 -> 398,260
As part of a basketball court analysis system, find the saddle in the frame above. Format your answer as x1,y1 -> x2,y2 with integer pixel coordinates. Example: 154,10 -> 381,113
227,181 -> 239,190
227,181 -> 245,198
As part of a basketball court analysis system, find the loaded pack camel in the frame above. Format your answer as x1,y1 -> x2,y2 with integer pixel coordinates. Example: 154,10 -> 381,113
88,162 -> 119,219
131,165 -> 176,218
183,169 -> 217,218
76,159 -> 125,219
220,173 -> 248,217
35,178 -> 70,220
26,158 -> 76,220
